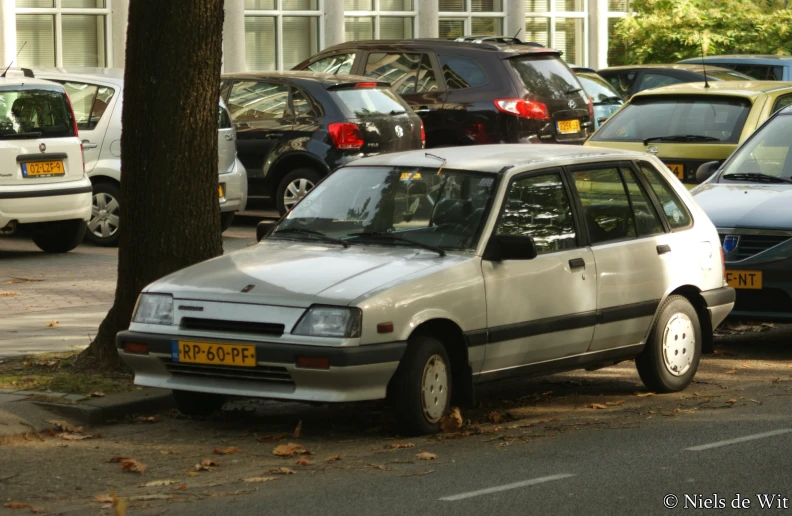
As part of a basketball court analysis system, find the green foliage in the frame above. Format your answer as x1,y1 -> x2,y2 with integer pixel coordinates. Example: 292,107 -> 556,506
610,0 -> 792,65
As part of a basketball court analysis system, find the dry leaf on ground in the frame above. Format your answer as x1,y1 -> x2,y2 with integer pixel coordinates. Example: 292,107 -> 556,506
541,390 -> 553,396
47,420 -> 83,433
107,456 -> 130,463
440,407 -> 463,433
177,484 -> 187,490
590,403 -> 608,409
255,433 -> 285,442
416,452 -> 438,461
634,392 -> 655,398
193,458 -> 221,471
213,447 -> 242,455
46,320 -> 59,327
159,450 -> 179,455
268,467 -> 296,475
606,400 -> 625,406
187,472 -> 200,477
399,470 -> 434,477
60,432 -> 101,441
293,420 -> 303,439
129,494 -> 173,501
389,442 -> 415,449
138,416 -> 159,423
139,480 -> 178,487
324,455 -> 342,462
272,443 -> 310,456
94,495 -> 114,503
0,292 -> 19,297
121,459 -> 147,475
243,477 -> 278,483
88,391 -> 105,398
295,458 -> 313,466
727,399 -> 737,404
488,411 -> 504,424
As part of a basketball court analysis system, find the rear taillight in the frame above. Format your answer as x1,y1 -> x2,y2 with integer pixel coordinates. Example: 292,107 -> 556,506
328,122 -> 364,150
63,92 -> 85,173
587,96 -> 594,117
494,98 -> 550,120
419,120 -> 425,148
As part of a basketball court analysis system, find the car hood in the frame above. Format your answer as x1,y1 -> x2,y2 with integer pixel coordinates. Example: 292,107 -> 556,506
146,240 -> 471,307
692,182 -> 792,229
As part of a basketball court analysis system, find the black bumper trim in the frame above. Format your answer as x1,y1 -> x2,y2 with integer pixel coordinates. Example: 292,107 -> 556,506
116,330 -> 407,367
16,152 -> 69,162
0,184 -> 92,199
701,287 -> 736,307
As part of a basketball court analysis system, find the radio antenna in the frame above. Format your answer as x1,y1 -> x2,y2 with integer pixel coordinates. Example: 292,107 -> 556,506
1,42 -> 28,78
699,35 -> 710,89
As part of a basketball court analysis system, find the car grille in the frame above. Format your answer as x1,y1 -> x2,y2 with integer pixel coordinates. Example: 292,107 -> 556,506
180,317 -> 285,337
162,360 -> 294,386
719,233 -> 790,261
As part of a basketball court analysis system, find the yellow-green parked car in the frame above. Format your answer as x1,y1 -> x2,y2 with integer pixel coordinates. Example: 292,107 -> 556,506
584,81 -> 792,184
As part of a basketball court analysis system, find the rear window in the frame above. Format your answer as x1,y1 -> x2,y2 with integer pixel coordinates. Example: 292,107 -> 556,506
0,87 -> 75,139
332,88 -> 407,118
576,74 -> 621,103
508,55 -> 582,99
591,95 -> 752,144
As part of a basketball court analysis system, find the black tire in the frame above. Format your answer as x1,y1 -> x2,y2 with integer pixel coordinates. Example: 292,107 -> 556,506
220,212 -> 235,233
31,219 -> 87,253
635,295 -> 702,393
172,390 -> 226,417
84,181 -> 121,246
275,167 -> 322,215
390,336 -> 452,435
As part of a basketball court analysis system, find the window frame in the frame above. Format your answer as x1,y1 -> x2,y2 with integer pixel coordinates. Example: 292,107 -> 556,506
360,50 -> 446,95
439,0 -> 505,39
772,94 -> 792,115
344,0 -> 417,41
633,159 -> 695,233
244,1 -> 322,71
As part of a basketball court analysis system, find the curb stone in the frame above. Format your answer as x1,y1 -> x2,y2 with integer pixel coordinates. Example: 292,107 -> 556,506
32,388 -> 174,426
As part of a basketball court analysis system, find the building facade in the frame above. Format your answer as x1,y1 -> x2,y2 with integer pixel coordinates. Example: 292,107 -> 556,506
0,0 -> 629,74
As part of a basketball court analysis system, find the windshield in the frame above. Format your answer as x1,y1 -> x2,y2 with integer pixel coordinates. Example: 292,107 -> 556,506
591,95 -> 751,143
718,114 -> 792,182
272,166 -> 498,252
0,87 -> 75,139
508,55 -> 583,99
576,74 -> 622,104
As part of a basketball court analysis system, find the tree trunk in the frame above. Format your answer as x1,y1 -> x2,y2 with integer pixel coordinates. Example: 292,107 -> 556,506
83,0 -> 225,370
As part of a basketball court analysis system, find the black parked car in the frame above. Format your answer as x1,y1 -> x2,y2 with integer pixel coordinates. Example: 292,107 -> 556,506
220,72 -> 423,214
292,38 -> 594,148
597,64 -> 752,100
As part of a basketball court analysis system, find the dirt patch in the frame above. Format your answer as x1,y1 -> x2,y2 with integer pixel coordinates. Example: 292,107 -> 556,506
0,352 -> 133,395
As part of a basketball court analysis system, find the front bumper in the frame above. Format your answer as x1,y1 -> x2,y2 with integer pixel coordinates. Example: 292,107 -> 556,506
219,158 -> 248,213
117,330 -> 406,403
724,258 -> 792,321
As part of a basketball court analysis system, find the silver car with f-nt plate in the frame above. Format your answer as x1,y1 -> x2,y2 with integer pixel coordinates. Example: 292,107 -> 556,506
118,145 -> 733,435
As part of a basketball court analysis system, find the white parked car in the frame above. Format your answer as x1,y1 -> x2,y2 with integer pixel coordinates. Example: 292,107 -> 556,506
33,68 -> 248,246
118,145 -> 734,435
0,71 -> 91,252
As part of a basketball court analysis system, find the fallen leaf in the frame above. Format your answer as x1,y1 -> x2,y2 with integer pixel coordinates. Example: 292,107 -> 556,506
0,292 -> 19,297
538,417 -> 559,423
743,364 -> 751,369
605,400 -> 625,406
541,390 -> 553,396
213,446 -> 242,455
88,391 -> 106,398
293,420 -> 303,439
389,442 -> 415,450
268,467 -> 295,475
61,432 -> 101,441
255,433 -> 285,442
177,484 -> 187,490
4,502 -> 32,509
159,450 -> 179,455
399,470 -> 434,477
726,368 -> 737,374
440,407 -> 464,433
242,476 -> 278,483
94,495 -> 114,503
272,443 -> 310,457
121,458 -> 147,475
323,455 -> 342,462
634,392 -> 655,398
647,410 -> 657,414
46,320 -> 59,327
138,416 -> 159,423
129,494 -> 173,501
590,403 -> 608,409
727,399 -> 737,404
47,420 -> 83,433
295,458 -> 313,466
107,456 -> 130,463
488,411 -> 504,424
139,480 -> 178,487
416,452 -> 438,461
187,472 -> 199,477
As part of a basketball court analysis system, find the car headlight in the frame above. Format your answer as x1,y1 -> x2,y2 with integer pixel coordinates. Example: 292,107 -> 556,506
132,293 -> 174,325
292,305 -> 362,338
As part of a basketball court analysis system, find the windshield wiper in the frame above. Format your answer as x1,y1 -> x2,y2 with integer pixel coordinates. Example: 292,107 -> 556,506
346,232 -> 445,257
271,227 -> 350,248
721,172 -> 792,184
0,132 -> 43,140
643,135 -> 721,145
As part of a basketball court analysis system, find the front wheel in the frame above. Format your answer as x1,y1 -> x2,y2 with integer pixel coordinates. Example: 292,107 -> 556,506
389,336 -> 452,435
275,167 -> 322,215
172,390 -> 226,417
31,219 -> 87,253
635,295 -> 702,393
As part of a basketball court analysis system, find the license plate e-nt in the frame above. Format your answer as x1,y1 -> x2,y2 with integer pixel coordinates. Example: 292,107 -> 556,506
726,270 -> 762,290
173,340 -> 256,367
22,160 -> 65,177
666,163 -> 684,180
557,120 -> 581,134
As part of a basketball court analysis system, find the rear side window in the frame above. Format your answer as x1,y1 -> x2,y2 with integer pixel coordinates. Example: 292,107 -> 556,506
227,81 -> 289,121
509,55 -> 583,99
364,53 -> 438,95
591,95 -> 752,144
439,55 -> 488,90
307,54 -> 354,75
61,81 -> 115,130
0,88 -> 75,139
606,71 -> 637,98
731,64 -> 784,81
637,162 -> 692,230
636,73 -> 683,92
332,87 -> 406,118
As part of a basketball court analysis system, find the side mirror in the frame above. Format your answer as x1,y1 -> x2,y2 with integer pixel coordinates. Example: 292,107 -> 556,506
483,234 -> 537,262
256,220 -> 276,242
696,161 -> 721,183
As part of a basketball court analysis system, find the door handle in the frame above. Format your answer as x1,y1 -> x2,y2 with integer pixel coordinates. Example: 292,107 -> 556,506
81,140 -> 98,149
224,134 -> 234,141
657,244 -> 671,255
569,258 -> 586,269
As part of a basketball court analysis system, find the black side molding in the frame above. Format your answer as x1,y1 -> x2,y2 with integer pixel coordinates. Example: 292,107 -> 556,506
0,184 -> 92,199
701,287 -> 736,307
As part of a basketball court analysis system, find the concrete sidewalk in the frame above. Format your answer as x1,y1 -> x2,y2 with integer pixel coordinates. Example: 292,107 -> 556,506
0,304 -> 106,358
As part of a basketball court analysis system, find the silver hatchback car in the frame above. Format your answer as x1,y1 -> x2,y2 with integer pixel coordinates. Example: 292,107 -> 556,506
118,145 -> 734,435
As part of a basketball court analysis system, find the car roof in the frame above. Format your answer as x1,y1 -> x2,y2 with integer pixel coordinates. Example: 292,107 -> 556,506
598,64 -> 736,74
346,144 -> 649,174
0,75 -> 67,88
27,67 -> 125,85
630,80 -> 792,99
221,70 -> 386,86
680,55 -> 792,63
314,39 -> 562,57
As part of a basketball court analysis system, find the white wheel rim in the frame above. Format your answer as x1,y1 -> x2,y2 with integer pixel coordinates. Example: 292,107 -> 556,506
421,354 -> 448,423
283,178 -> 315,210
662,313 -> 694,377
89,192 -> 120,239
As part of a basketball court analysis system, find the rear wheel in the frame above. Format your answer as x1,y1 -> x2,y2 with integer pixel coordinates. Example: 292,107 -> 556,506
85,181 -> 121,246
220,212 -> 235,233
172,390 -> 226,417
31,219 -> 86,253
275,167 -> 321,215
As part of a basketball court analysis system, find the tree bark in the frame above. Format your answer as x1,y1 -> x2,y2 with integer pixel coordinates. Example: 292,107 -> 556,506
83,0 -> 225,370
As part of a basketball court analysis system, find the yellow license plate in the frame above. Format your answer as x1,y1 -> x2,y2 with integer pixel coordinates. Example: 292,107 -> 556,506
557,120 -> 581,134
666,163 -> 684,180
726,270 -> 762,290
176,340 -> 256,367
218,184 -> 225,198
23,160 -> 64,177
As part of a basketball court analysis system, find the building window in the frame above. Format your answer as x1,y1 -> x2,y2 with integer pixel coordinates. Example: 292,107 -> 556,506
439,0 -> 504,39
15,0 -> 109,67
344,0 -> 415,42
244,0 -> 320,71
607,1 -> 630,67
525,0 -> 586,66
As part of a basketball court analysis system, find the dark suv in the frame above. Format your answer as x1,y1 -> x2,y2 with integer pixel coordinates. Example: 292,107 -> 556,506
292,39 -> 593,148
220,72 -> 423,214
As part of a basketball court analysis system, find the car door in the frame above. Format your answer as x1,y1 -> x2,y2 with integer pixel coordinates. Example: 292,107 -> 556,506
569,162 -> 676,352
226,79 -> 292,196
217,103 -> 235,176
480,169 -> 597,373
57,80 -> 117,172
